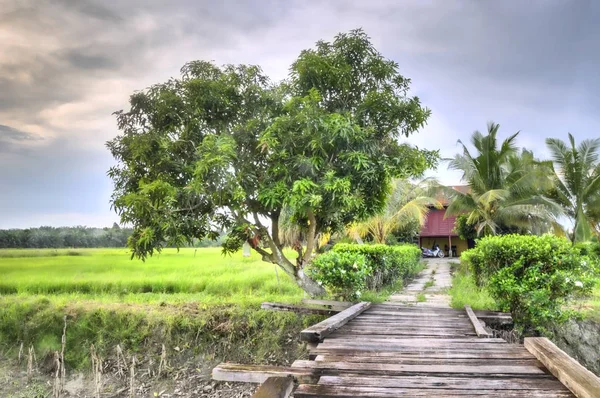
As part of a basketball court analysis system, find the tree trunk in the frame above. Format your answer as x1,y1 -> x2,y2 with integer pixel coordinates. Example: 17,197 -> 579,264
253,218 -> 327,297
261,235 -> 327,297
295,268 -> 327,297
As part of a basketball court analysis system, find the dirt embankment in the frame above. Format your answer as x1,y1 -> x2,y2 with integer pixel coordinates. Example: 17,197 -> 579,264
552,318 -> 600,376
1,356 -> 258,398
0,300 -> 320,398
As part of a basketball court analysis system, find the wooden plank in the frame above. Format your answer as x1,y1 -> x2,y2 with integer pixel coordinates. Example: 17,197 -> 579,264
359,311 -> 467,318
309,347 -> 536,359
291,360 -> 546,375
261,302 -> 336,316
302,299 -> 353,311
300,301 -> 371,343
318,374 -> 569,390
370,305 -> 466,313
330,329 -> 475,337
321,337 -> 506,345
345,319 -> 475,327
347,320 -> 474,328
313,355 -> 544,366
366,310 -> 466,315
474,309 -> 513,318
252,376 -> 294,398
212,363 -> 316,384
525,337 -> 600,398
317,343 -> 515,353
465,304 -> 493,338
295,384 -> 574,397
348,318 -> 473,325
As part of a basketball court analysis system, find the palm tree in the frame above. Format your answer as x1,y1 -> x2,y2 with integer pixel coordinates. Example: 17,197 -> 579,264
546,134 -> 600,243
446,123 -> 561,236
348,179 -> 442,244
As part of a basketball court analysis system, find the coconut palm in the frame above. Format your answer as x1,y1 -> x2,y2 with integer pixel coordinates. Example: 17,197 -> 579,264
446,123 -> 561,236
546,134 -> 600,243
348,179 -> 442,244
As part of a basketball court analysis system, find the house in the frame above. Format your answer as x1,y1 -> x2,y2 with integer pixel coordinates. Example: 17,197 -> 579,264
418,185 -> 471,257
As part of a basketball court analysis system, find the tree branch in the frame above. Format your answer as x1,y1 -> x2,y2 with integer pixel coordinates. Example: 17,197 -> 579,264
271,210 -> 282,249
250,211 -> 297,276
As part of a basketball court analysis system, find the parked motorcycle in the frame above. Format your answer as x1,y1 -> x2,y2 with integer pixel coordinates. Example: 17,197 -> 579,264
421,243 -> 445,258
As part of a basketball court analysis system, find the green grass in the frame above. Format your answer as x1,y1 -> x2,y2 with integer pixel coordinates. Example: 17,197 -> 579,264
416,293 -> 426,302
448,261 -> 497,311
0,248 -> 420,370
0,248 -> 303,306
423,279 -> 435,289
583,280 -> 600,321
0,247 -> 314,369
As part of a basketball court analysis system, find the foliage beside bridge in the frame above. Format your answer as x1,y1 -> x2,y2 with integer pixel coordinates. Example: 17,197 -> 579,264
462,234 -> 598,335
308,243 -> 422,300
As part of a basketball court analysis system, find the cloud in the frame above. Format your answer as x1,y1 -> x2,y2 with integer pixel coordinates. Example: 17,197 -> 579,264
0,0 -> 599,227
0,124 -> 41,142
0,124 -> 43,154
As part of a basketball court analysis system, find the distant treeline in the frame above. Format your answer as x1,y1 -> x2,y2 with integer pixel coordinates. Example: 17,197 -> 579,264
0,224 -> 225,249
0,225 -> 132,249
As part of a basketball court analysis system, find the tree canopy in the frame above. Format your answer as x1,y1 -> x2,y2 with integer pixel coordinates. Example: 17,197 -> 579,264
107,29 -> 437,295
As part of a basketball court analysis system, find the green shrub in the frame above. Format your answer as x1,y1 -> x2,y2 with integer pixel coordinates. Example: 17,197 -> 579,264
333,243 -> 421,289
462,234 -> 596,335
308,251 -> 370,300
308,243 -> 421,300
574,241 -> 600,275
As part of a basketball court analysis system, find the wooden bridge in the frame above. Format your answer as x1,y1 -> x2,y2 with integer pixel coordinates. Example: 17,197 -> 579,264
214,301 -> 600,398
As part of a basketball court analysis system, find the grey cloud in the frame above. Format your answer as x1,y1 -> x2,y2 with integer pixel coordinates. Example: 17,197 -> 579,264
51,0 -> 122,22
0,124 -> 43,154
0,124 -> 41,142
64,49 -> 121,71
1,0 -> 600,227
0,0 -> 272,116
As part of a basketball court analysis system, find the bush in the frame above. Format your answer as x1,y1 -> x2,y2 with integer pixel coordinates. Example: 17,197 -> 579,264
462,234 -> 596,335
308,251 -> 370,300
574,241 -> 600,274
309,243 -> 421,300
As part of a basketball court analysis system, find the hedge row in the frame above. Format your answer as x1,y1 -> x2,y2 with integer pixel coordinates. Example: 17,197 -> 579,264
308,243 -> 421,300
462,234 -> 597,335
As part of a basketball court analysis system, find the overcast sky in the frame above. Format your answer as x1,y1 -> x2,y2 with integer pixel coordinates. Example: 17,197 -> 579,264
1,0 -> 598,228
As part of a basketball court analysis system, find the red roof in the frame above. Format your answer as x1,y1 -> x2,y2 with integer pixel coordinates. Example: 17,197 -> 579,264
420,208 -> 458,237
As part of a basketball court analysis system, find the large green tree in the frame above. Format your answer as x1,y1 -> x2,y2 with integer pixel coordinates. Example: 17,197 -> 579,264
107,30 -> 436,296
546,134 -> 600,243
445,123 -> 560,236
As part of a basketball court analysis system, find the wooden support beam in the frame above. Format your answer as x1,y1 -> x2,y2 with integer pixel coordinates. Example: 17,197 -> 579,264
252,376 -> 294,398
301,299 -> 353,311
524,337 -> 600,398
300,301 -> 372,343
261,302 -> 336,316
212,363 -> 316,384
474,310 -> 513,326
464,304 -> 492,338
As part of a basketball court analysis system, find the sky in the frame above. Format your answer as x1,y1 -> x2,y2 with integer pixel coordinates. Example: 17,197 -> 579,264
0,0 -> 599,228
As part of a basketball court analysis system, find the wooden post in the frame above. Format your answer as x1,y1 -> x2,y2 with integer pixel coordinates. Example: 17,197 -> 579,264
448,235 -> 452,257
524,337 -> 600,398
464,305 -> 492,338
300,302 -> 372,343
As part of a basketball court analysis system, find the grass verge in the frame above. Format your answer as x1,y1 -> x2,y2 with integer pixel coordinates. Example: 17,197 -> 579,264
0,248 -> 422,372
0,295 -> 322,370
448,261 -> 497,311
